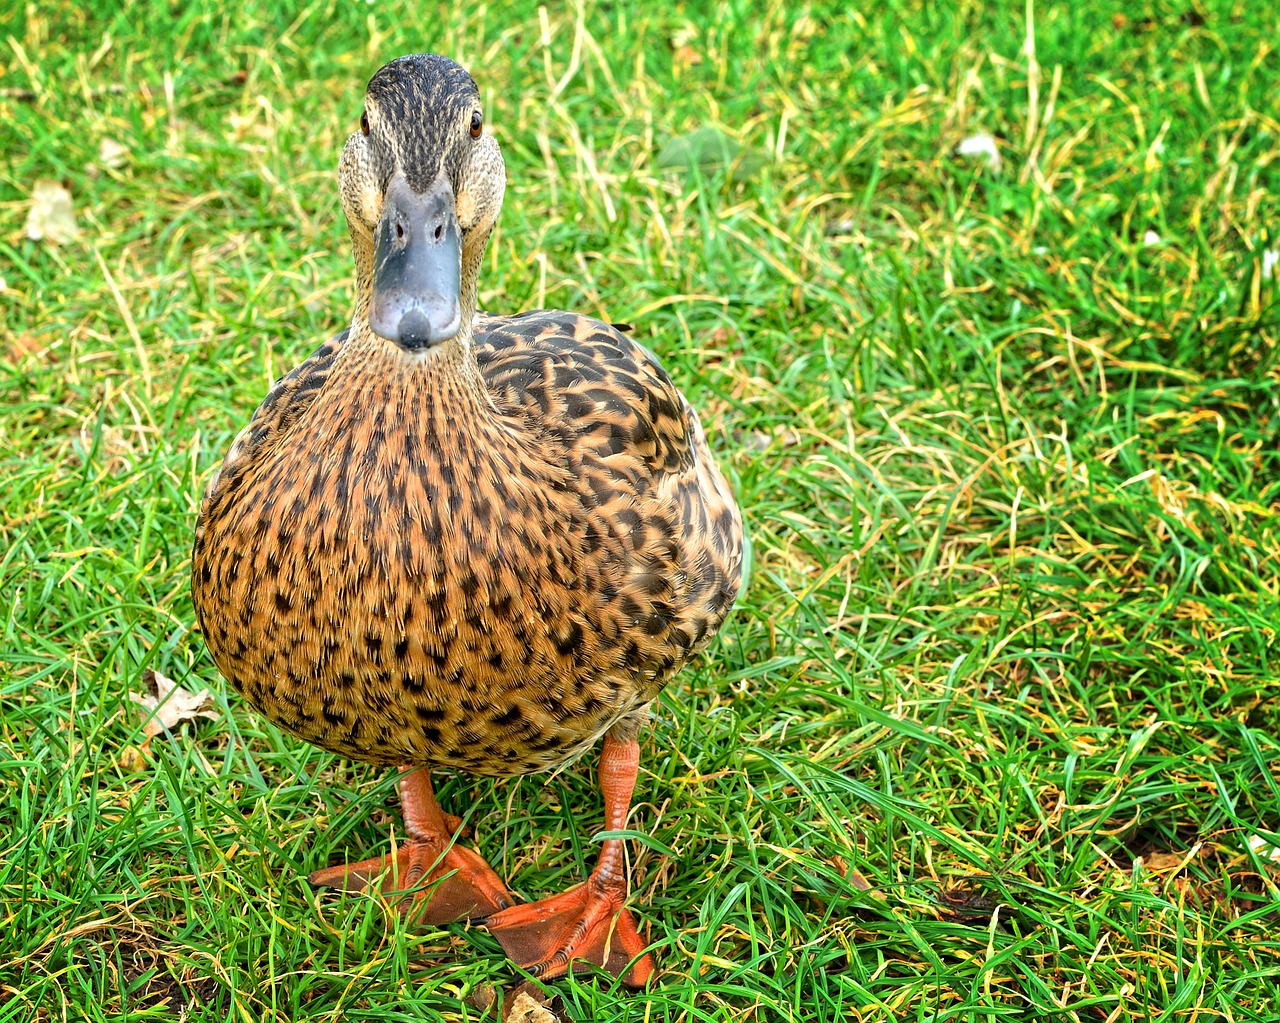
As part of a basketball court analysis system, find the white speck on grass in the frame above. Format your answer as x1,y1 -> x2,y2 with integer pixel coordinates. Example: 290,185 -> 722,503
1262,249 -> 1278,280
24,180 -> 79,246
1143,230 -> 1161,246
1248,835 -> 1280,862
957,134 -> 1000,171
99,137 -> 129,169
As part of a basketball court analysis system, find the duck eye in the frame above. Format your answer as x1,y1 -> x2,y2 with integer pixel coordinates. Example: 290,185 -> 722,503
469,110 -> 483,139
360,110 -> 370,136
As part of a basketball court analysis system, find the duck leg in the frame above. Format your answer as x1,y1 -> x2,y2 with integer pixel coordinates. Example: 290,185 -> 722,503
483,733 -> 657,987
309,766 -> 514,925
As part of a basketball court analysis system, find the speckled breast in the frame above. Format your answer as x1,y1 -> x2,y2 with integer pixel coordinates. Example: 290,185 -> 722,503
194,464 -> 646,775
192,321 -> 744,776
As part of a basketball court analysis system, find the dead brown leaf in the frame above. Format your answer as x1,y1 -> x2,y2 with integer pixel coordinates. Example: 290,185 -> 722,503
935,879 -> 1000,922
117,744 -> 149,771
7,332 -> 51,364
505,990 -> 560,1023
473,982 -> 562,1023
673,44 -> 703,67
466,983 -> 497,1013
128,669 -> 219,739
1142,851 -> 1189,872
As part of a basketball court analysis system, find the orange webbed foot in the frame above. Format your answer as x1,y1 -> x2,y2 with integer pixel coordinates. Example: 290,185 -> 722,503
310,838 -> 513,925
484,882 -> 655,987
309,767 -> 513,925
482,733 -> 657,987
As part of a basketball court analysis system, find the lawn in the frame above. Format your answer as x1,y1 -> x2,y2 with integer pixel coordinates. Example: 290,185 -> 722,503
3,0 -> 1280,1019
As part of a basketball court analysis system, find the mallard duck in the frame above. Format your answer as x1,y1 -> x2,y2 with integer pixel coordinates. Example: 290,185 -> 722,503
191,53 -> 745,987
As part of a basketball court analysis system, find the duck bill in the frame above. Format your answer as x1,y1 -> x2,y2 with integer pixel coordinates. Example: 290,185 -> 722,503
369,173 -> 462,350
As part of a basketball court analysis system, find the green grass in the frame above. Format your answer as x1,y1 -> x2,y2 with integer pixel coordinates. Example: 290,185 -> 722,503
4,0 -> 1280,1019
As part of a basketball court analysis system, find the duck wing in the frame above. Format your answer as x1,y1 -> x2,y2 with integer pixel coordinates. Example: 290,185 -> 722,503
475,310 -> 744,668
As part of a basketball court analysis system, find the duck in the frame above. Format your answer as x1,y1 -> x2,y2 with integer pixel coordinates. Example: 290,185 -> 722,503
191,53 -> 745,988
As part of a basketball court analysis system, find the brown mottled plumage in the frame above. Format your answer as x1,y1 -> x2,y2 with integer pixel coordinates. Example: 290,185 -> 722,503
191,54 -> 744,987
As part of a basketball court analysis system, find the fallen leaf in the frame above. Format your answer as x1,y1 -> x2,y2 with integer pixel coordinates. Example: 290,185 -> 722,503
956,133 -> 1001,171
935,879 -> 999,921
129,669 -> 219,739
505,990 -> 560,1023
118,744 -> 149,771
735,426 -> 800,453
6,332 -> 50,364
673,44 -> 703,67
657,126 -> 768,178
24,180 -> 80,245
465,984 -> 497,1013
1141,850 -> 1187,871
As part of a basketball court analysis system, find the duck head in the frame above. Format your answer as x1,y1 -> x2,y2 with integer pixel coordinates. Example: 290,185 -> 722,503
339,54 -> 505,352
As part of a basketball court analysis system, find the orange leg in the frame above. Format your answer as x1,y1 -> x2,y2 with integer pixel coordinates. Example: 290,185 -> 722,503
483,736 -> 657,987
309,766 -> 513,925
